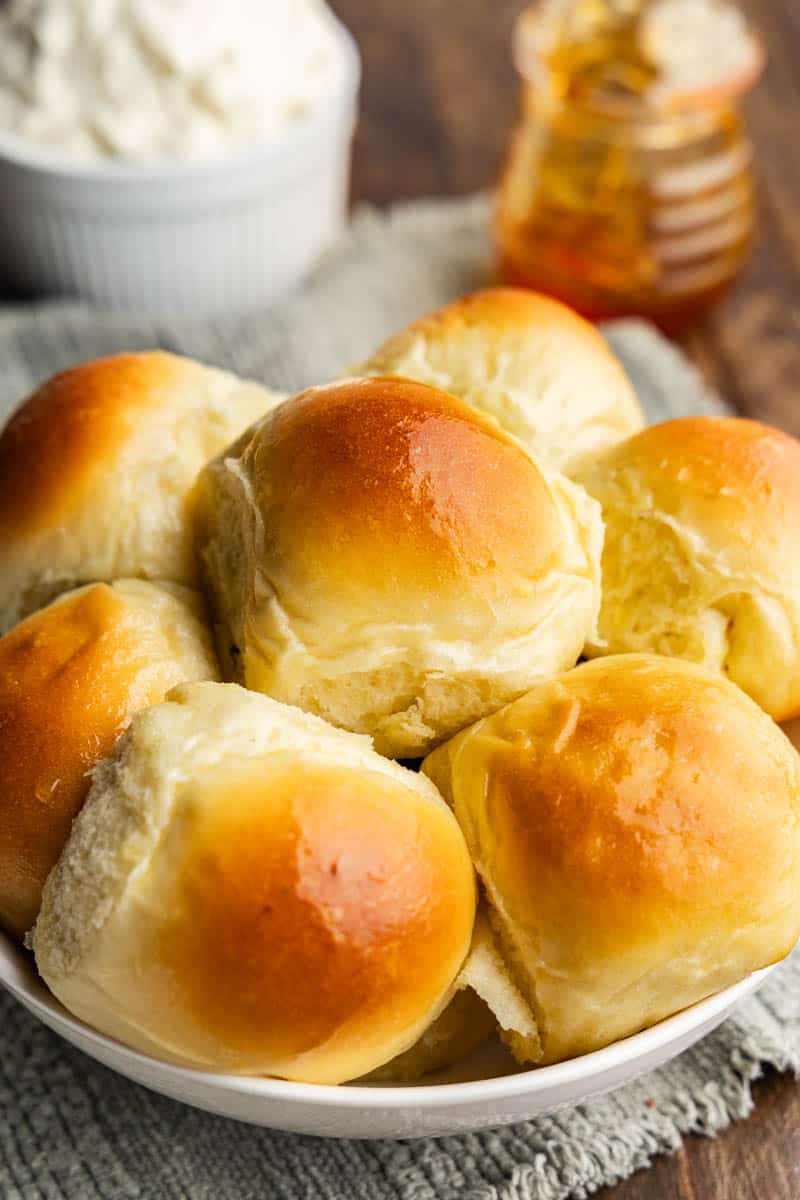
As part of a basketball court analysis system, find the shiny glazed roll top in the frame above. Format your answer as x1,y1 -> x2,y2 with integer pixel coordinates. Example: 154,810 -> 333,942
423,654 -> 800,1066
0,580 -> 219,938
33,683 -> 477,1084
352,287 -> 643,474
196,376 -> 603,758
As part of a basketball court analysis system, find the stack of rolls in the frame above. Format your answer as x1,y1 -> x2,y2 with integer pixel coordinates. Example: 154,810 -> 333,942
0,290 -> 797,1087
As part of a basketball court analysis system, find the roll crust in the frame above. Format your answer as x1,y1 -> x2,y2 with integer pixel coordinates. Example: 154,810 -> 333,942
0,352 -> 284,631
0,580 -> 219,938
353,288 -> 643,473
197,376 -> 603,757
577,416 -> 800,721
424,654 -> 800,1065
34,683 -> 476,1084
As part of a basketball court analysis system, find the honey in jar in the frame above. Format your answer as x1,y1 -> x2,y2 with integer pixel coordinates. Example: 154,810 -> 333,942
496,0 -> 764,333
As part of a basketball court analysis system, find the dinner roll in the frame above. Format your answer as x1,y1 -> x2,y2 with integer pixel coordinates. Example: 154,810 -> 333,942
424,655 -> 800,1066
196,376 -> 603,758
34,682 -> 476,1084
577,417 -> 800,721
352,288 -> 643,473
0,581 -> 219,939
0,352 -> 284,631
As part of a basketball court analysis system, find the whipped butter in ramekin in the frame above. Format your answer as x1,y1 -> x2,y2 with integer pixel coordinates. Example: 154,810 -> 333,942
0,0 -> 360,313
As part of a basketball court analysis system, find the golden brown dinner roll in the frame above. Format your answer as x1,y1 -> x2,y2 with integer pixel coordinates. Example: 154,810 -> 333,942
0,352 -> 285,631
196,376 -> 603,758
424,655 -> 800,1066
0,580 -> 219,939
352,288 -> 643,473
576,416 -> 800,721
34,682 -> 477,1084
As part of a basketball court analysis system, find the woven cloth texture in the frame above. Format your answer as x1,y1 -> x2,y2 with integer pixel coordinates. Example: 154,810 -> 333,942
1,195 -> 797,1200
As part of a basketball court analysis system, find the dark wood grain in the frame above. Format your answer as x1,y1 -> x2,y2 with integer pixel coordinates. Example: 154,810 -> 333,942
330,0 -> 800,435
328,1 -> 800,1196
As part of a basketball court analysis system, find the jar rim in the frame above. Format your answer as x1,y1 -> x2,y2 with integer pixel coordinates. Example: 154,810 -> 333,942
512,3 -> 765,121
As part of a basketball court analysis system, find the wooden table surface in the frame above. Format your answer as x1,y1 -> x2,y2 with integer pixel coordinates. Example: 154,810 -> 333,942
329,1 -> 800,1197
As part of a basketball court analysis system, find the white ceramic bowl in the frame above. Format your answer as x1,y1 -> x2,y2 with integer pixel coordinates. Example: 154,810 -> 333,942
0,16 -> 360,316
0,928 -> 774,1140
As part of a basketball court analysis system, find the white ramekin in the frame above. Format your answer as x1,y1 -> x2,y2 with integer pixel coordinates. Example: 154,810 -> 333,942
0,17 -> 360,316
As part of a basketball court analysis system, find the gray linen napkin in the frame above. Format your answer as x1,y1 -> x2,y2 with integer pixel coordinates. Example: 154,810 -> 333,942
1,195 -> 797,1200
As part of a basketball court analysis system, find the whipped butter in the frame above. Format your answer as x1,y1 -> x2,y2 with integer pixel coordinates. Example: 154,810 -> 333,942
0,0 -> 346,161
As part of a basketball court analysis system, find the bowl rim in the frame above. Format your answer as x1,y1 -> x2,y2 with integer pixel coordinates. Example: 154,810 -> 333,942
0,926 -> 778,1110
0,11 -> 361,183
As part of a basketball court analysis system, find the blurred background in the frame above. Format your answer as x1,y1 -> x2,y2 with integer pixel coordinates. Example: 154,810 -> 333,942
330,0 -> 798,431
0,0 -> 795,431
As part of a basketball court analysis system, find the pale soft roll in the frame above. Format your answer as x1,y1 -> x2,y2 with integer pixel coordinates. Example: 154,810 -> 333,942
424,655 -> 800,1066
0,351 -> 285,631
576,416 -> 800,721
196,376 -> 603,758
352,288 -> 643,474
34,682 -> 477,1085
0,580 -> 219,938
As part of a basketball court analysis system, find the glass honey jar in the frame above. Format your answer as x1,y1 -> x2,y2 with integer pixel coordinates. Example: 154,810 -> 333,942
496,0 -> 764,333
